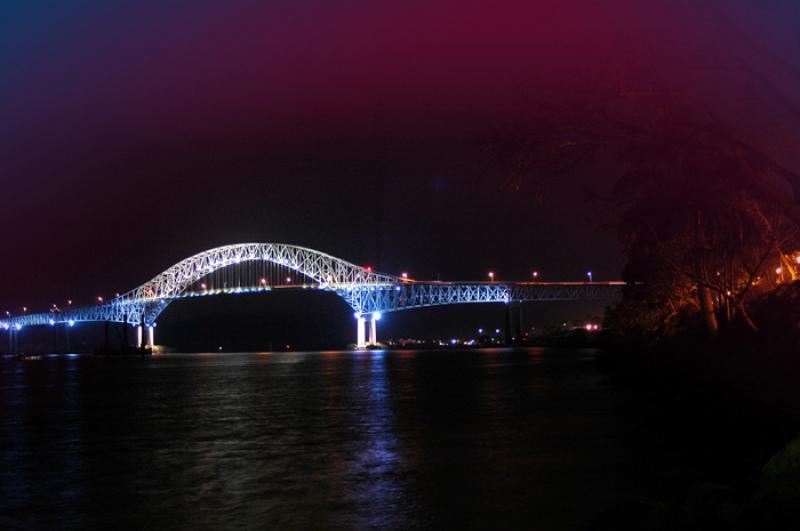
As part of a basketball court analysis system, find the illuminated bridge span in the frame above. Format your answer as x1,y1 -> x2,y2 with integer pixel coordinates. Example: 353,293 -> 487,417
1,243 -> 623,349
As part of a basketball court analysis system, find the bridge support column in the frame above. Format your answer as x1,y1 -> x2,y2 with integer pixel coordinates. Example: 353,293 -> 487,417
369,316 -> 377,345
136,326 -> 143,348
515,302 -> 524,343
356,316 -> 367,349
504,303 -> 513,345
147,326 -> 155,349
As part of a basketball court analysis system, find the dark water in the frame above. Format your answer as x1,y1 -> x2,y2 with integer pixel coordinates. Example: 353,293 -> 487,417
1,348 -> 689,529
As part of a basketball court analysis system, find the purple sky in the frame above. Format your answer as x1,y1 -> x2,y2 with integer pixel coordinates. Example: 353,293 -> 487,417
1,0 -> 799,313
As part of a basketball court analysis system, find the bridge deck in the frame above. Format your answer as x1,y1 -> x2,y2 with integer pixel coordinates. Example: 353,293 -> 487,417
1,241 -> 624,330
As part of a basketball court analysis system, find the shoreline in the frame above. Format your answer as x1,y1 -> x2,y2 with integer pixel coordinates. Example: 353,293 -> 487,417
596,346 -> 800,529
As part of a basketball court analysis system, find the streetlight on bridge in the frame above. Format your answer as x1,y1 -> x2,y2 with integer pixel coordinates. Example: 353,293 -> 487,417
488,271 -> 495,282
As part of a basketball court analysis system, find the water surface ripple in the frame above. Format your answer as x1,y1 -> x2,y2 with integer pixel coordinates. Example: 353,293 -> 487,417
0,348 -> 683,529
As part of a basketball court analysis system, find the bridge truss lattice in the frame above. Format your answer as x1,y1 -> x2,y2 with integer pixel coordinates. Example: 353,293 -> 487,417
1,244 -> 622,331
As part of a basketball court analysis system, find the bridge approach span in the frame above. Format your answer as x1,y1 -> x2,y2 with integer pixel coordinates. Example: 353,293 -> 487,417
0,243 -> 623,348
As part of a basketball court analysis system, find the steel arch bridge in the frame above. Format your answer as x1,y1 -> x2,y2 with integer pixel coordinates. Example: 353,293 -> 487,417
1,243 -> 623,348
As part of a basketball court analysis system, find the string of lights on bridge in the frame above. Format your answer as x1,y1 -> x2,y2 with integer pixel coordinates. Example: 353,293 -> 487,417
2,267 -> 597,321
0,243 -> 627,351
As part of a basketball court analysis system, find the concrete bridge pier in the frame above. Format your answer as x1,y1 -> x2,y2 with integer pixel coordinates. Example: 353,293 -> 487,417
12,328 -> 19,354
137,326 -> 155,349
504,301 -> 524,344
355,313 -> 380,348
369,313 -> 379,345
505,303 -> 513,344
356,315 -> 367,349
511,301 -> 523,343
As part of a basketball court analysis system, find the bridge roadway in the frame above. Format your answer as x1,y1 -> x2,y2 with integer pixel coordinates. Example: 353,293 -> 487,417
0,243 -> 623,349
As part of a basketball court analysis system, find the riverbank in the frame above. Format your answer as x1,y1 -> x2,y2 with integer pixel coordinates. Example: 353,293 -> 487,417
596,344 -> 800,529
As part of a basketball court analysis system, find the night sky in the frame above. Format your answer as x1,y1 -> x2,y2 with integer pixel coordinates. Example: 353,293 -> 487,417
2,1 -> 799,342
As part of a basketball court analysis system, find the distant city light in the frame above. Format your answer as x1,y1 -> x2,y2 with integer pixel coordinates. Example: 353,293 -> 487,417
401,272 -> 408,279
478,328 -> 484,334
495,328 -> 501,334
532,271 -> 539,279
260,278 -> 267,285
201,283 -> 208,290
285,277 -> 292,283
97,296 -> 104,304
587,271 -> 593,282
488,271 -> 495,281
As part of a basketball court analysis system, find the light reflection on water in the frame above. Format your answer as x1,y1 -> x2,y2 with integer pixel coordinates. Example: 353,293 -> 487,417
0,348 -> 682,529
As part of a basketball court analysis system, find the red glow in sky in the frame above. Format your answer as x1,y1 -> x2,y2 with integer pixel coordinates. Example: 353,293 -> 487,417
0,0 -> 798,308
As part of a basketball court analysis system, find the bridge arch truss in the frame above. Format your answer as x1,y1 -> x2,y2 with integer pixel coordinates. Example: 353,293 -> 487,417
1,244 -> 622,343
